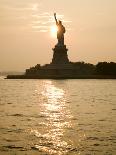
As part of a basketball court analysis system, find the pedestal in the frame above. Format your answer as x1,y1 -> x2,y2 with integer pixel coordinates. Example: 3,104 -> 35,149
51,45 -> 69,64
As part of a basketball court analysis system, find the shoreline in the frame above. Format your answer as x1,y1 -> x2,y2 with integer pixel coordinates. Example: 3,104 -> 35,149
6,75 -> 116,79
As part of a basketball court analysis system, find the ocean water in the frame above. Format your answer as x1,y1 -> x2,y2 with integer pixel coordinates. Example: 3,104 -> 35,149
0,77 -> 116,155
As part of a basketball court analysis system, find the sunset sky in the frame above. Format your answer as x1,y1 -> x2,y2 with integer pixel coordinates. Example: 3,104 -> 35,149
0,0 -> 116,71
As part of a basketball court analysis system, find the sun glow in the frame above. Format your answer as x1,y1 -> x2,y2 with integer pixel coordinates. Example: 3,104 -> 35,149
50,25 -> 58,38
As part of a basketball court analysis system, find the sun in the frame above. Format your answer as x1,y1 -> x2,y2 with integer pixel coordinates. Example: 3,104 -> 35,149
50,25 -> 58,38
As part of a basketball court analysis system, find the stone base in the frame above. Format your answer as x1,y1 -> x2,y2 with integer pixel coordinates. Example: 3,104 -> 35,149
51,44 -> 69,64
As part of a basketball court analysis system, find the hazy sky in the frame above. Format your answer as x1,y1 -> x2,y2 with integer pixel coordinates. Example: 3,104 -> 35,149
0,0 -> 116,71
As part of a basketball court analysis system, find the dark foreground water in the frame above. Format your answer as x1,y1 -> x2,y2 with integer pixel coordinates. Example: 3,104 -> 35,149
0,77 -> 116,155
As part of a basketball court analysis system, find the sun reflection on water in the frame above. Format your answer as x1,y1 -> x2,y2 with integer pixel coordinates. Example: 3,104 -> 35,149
32,81 -> 71,154
30,80 -> 83,154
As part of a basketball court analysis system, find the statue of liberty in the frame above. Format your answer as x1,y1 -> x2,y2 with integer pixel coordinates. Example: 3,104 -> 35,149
54,13 -> 66,46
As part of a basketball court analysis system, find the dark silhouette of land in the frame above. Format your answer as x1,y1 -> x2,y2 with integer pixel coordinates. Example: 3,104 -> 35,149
7,61 -> 116,79
7,13 -> 116,79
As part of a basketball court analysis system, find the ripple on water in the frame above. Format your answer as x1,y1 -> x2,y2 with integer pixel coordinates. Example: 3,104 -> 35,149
31,143 -> 79,155
0,79 -> 116,155
7,102 -> 13,105
3,138 -> 19,142
0,127 -> 24,134
10,113 -> 24,117
29,129 -> 80,155
1,145 -> 28,152
112,108 -> 116,111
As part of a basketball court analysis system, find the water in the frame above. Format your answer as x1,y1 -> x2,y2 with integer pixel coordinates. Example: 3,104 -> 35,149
0,77 -> 116,155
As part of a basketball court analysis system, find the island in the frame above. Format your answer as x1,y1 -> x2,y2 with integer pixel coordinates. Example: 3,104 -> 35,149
7,13 -> 116,79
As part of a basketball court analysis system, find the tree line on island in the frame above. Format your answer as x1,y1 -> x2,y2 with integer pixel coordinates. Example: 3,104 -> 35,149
26,62 -> 116,76
72,61 -> 116,75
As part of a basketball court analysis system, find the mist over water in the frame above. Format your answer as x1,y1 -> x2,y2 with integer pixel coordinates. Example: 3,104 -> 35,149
0,78 -> 116,155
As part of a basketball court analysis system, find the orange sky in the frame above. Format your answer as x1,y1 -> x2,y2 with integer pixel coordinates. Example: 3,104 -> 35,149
0,0 -> 116,71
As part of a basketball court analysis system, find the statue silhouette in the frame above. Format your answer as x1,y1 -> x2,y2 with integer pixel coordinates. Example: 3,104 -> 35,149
54,13 -> 65,46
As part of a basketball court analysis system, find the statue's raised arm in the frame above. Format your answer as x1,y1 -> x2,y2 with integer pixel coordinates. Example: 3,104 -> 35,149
54,13 -> 58,24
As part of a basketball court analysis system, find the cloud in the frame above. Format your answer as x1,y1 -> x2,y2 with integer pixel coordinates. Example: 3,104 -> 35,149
0,1 -> 71,33
0,0 -> 41,10
32,25 -> 49,29
0,1 -> 41,29
63,20 -> 72,23
31,12 -> 72,32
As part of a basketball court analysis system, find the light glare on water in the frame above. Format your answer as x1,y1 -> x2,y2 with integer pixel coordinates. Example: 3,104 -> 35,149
30,80 -> 80,154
